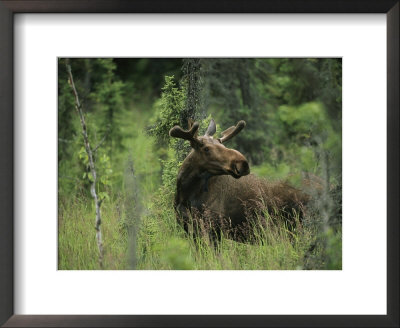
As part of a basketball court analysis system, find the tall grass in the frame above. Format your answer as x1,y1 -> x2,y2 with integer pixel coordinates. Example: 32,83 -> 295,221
58,193 -> 129,270
58,188 -> 336,270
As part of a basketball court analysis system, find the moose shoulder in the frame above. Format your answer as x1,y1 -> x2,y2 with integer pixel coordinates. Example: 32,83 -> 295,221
169,119 -> 309,242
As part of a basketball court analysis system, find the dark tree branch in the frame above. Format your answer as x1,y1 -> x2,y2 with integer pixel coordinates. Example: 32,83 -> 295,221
93,129 -> 110,153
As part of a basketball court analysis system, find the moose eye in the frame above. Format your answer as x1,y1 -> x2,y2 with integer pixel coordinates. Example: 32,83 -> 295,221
203,147 -> 210,153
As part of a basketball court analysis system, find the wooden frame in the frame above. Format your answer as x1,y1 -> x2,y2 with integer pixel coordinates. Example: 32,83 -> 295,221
0,1 -> 398,327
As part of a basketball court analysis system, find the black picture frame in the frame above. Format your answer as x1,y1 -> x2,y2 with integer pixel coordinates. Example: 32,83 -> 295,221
0,1 -> 398,327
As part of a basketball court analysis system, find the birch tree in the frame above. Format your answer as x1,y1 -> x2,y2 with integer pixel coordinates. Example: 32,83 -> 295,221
66,62 -> 104,268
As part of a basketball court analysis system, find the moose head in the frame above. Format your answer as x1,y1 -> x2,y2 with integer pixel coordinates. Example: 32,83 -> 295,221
169,119 -> 250,179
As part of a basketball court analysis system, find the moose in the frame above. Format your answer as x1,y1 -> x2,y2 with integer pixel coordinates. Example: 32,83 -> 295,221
169,119 -> 310,243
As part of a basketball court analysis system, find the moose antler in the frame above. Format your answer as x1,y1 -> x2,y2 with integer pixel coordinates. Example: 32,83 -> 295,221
218,120 -> 246,143
169,122 -> 199,140
169,122 -> 202,148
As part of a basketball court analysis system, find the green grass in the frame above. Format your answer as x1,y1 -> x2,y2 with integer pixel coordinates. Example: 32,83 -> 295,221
58,194 -> 129,270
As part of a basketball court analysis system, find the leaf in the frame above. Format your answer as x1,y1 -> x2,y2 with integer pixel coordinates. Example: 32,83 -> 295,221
98,191 -> 110,202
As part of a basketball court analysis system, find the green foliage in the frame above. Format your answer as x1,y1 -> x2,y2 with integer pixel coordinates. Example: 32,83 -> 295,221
85,59 -> 126,155
161,157 -> 181,192
78,146 -> 113,201
146,75 -> 190,193
265,101 -> 341,179
147,76 -> 185,147
58,58 -> 127,199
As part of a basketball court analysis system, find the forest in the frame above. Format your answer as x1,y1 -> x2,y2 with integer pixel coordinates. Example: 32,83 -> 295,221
58,58 -> 342,270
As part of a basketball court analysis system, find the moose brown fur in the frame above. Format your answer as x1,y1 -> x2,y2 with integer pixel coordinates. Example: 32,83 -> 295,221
169,119 -> 309,242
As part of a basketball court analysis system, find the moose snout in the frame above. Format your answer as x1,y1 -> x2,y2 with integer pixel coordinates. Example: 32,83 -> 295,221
232,160 -> 250,177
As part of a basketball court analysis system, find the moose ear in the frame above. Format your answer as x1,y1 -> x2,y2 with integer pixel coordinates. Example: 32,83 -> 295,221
205,119 -> 216,136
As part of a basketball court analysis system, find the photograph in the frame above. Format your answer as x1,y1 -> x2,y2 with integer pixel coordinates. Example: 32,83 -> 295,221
58,58 -> 342,270
1,0 -> 397,325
